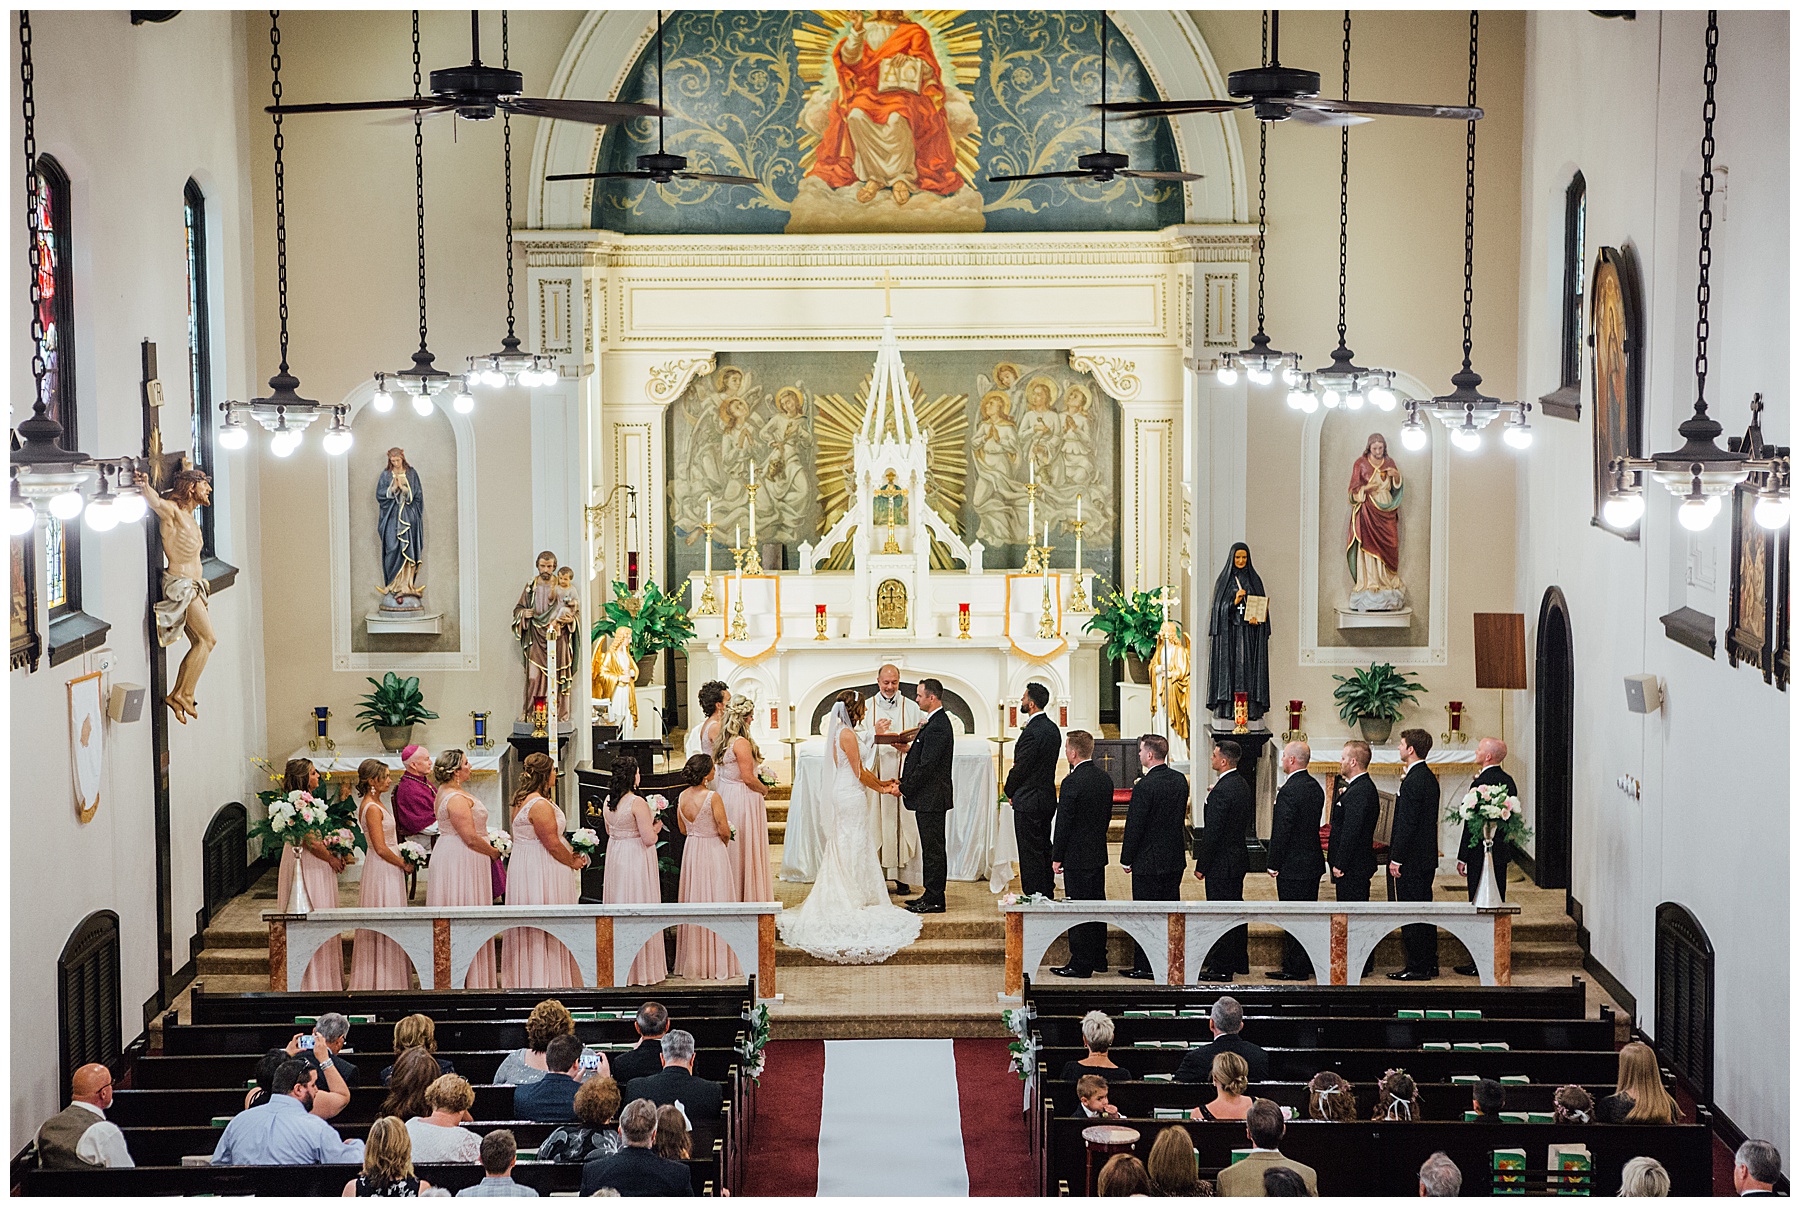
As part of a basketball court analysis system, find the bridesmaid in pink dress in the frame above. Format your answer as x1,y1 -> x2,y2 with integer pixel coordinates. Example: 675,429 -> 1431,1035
601,756 -> 667,985
424,749 -> 503,988
715,700 -> 775,902
501,752 -> 589,989
275,758 -> 347,991
349,760 -> 412,990
673,754 -> 743,980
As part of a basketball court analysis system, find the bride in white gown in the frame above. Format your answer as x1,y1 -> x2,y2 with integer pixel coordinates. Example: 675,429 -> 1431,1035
777,692 -> 924,964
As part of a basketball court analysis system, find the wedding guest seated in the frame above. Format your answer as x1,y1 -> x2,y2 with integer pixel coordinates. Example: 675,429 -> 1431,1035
294,1013 -> 360,1091
1552,1084 -> 1594,1124
455,1130 -> 540,1198
1372,1069 -> 1420,1121
248,1047 -> 349,1120
1261,1167 -> 1310,1197
1072,1074 -> 1120,1119
512,1035 -> 593,1124
1306,1072 -> 1357,1122
1215,1099 -> 1317,1197
1418,1152 -> 1462,1197
610,1002 -> 672,1087
1619,1156 -> 1671,1197
624,1030 -> 723,1120
1471,1078 -> 1505,1120
1174,998 -> 1270,1085
405,1075 -> 481,1164
382,1049 -> 443,1122
1598,1042 -> 1681,1124
538,1077 -> 623,1164
35,1063 -> 132,1169
1146,1127 -> 1205,1197
1097,1154 -> 1153,1197
342,1116 -> 429,1197
652,1106 -> 691,1163
380,1014 -> 457,1085
1059,1011 -> 1134,1084
212,1059 -> 366,1166
1189,1052 -> 1252,1123
580,1099 -> 693,1197
1735,1139 -> 1782,1196
494,999 -> 575,1087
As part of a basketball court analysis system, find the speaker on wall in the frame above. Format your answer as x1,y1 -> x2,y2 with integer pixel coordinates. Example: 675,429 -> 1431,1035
1623,674 -> 1662,714
107,683 -> 146,723
1473,613 -> 1528,690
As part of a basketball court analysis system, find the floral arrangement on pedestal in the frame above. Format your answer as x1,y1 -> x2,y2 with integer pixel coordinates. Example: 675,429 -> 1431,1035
1445,784 -> 1532,908
737,1003 -> 771,1083
1002,1003 -> 1039,1085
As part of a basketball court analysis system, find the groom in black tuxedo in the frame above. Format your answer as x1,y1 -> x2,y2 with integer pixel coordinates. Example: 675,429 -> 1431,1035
1005,681 -> 1061,898
897,678 -> 955,914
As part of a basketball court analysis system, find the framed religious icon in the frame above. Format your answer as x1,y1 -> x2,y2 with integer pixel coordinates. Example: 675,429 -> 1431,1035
1590,246 -> 1644,537
1728,481 -> 1778,681
11,528 -> 40,672
1774,525 -> 1790,690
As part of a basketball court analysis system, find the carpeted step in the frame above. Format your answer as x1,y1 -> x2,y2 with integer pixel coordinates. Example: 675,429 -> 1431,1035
776,937 -> 1005,968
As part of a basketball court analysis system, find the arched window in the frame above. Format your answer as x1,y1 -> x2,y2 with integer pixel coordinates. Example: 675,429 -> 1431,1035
57,911 -> 121,1101
184,179 -> 217,559
1540,171 -> 1586,420
35,156 -> 80,626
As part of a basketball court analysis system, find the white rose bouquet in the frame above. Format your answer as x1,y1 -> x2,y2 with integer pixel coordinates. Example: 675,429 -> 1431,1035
487,829 -> 513,860
756,762 -> 777,789
569,828 -> 601,858
1445,783 -> 1533,845
395,840 -> 429,870
252,789 -> 331,850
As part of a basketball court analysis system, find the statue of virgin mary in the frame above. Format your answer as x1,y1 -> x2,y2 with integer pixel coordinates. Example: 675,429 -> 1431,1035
377,447 -> 424,611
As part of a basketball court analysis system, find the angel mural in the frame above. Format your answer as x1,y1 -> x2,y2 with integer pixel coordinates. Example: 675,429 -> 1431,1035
970,389 -> 1028,546
966,360 -> 1115,547
758,386 -> 817,543
1345,432 -> 1407,612
670,365 -> 761,542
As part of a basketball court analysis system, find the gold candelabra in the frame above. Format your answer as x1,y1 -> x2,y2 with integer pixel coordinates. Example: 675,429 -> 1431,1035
694,519 -> 719,615
531,701 -> 549,739
743,481 -> 764,575
815,608 -> 829,641
1036,550 -> 1058,639
957,605 -> 971,640
1068,518 -> 1090,611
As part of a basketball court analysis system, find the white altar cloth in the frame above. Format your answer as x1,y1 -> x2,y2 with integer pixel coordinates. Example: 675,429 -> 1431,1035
780,735 -> 1017,892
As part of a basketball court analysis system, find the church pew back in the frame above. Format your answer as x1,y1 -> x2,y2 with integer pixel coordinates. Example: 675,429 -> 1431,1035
1035,1015 -> 1612,1051
157,1016 -> 744,1056
1037,1044 -> 1622,1084
1056,1078 -> 1616,1123
129,1045 -> 739,1090
188,983 -> 751,1025
1023,976 -> 1590,1020
17,1155 -> 721,1197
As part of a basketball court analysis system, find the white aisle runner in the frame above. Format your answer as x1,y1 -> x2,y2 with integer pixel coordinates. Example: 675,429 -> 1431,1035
816,1039 -> 969,1196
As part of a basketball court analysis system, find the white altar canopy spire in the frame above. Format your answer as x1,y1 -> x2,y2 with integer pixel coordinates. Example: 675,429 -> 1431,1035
859,316 -> 920,446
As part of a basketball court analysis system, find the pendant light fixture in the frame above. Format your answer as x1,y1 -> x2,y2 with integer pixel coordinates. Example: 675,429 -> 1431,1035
1404,11 -> 1530,453
375,11 -> 460,418
220,11 -> 350,457
469,11 -> 556,392
1215,12 -> 1301,391
1605,13 -> 1787,532
1295,13 -> 1396,416
10,11 -> 144,527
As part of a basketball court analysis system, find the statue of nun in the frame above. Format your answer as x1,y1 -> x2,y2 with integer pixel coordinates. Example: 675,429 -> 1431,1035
1205,541 -> 1270,722
377,447 -> 425,611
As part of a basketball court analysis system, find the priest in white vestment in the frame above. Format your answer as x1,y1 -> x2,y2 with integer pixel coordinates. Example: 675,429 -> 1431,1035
859,664 -> 923,891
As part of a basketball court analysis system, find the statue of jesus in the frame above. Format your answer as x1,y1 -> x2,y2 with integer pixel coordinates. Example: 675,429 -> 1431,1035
139,469 -> 216,725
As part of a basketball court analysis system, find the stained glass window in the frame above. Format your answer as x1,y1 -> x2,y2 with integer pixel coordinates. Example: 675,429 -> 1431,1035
184,179 -> 216,557
35,165 -> 61,424
35,157 -> 79,619
1560,172 -> 1587,394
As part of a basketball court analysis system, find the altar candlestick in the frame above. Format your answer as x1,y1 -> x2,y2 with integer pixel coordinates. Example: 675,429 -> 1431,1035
736,525 -> 742,549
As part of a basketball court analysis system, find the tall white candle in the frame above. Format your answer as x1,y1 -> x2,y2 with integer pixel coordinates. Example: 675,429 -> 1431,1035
706,499 -> 712,525
1076,494 -> 1082,523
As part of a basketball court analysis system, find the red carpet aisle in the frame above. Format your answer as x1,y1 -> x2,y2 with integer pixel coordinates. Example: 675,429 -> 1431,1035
743,1038 -> 1034,1196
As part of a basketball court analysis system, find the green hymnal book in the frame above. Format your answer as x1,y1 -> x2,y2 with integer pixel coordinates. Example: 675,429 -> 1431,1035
1423,1041 -> 1452,1051
1144,1073 -> 1175,1082
1500,1075 -> 1531,1085
1229,1149 -> 1253,1165
1492,1148 -> 1528,1195
1463,1111 -> 1481,1122
1452,1042 -> 1483,1052
1454,1009 -> 1482,1019
1151,1108 -> 1189,1120
1481,1041 -> 1511,1051
1499,1111 -> 1529,1124
1527,1111 -> 1556,1124
1396,1008 -> 1424,1019
210,1116 -> 234,1128
1123,1010 -> 1151,1018
1425,1008 -> 1454,1020
567,1011 -> 599,1021
1149,1009 -> 1177,1018
1178,1009 -> 1208,1018
295,1014 -> 371,1025
1451,1074 -> 1479,1085
1548,1144 -> 1593,1196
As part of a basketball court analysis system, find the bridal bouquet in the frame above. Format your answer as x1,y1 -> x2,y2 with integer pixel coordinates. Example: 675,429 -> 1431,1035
1445,784 -> 1533,845
487,829 -> 513,860
395,840 -> 429,871
756,762 -> 777,788
320,827 -> 360,865
569,828 -> 601,858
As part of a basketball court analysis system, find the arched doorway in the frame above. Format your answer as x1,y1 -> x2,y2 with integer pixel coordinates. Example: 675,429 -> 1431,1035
1534,587 -> 1574,891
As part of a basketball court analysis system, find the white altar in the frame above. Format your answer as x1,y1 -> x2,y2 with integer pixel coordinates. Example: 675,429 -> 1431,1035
780,734 -> 1017,892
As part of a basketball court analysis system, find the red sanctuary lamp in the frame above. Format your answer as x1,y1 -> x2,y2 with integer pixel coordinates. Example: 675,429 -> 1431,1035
1232,691 -> 1249,734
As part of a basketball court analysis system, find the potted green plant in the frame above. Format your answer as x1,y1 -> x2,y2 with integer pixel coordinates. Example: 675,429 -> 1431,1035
1082,585 -> 1168,683
1331,662 -> 1427,744
354,671 -> 440,751
592,581 -> 697,687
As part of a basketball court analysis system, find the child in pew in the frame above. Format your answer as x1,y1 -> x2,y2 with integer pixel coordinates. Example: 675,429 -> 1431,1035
1073,1074 -> 1122,1120
1307,1071 -> 1359,1122
1373,1068 -> 1420,1121
651,1106 -> 690,1163
1552,1084 -> 1594,1124
1469,1078 -> 1506,1121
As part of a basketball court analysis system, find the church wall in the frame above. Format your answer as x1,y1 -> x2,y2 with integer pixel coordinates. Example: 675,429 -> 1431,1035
7,10 -> 269,1151
1187,10 -> 1525,750
1512,9 -> 1788,1150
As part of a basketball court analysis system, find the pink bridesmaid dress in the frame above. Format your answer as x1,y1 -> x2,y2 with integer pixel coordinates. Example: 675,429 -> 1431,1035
277,844 -> 344,991
602,798 -> 667,986
349,798 -> 411,990
425,788 -> 498,989
674,790 -> 742,980
501,796 -> 582,990
716,741 -> 774,902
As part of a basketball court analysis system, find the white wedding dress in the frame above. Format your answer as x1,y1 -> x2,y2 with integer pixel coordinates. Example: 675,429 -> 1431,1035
776,709 -> 923,964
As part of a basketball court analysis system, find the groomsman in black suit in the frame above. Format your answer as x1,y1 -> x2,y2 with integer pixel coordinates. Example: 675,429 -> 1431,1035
1453,737 -> 1518,975
1328,741 -> 1379,902
1119,734 -> 1190,980
1265,740 -> 1325,980
1387,728 -> 1442,980
1193,740 -> 1253,981
897,679 -> 955,914
1005,682 -> 1062,898
1050,730 -> 1115,977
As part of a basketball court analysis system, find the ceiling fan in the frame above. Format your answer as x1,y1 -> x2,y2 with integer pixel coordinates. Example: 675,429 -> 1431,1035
547,12 -> 760,188
988,13 -> 1203,185
266,10 -> 662,128
1094,10 -> 1483,126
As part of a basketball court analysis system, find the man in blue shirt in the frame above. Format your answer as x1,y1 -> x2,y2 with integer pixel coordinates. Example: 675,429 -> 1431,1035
211,1060 -> 364,1166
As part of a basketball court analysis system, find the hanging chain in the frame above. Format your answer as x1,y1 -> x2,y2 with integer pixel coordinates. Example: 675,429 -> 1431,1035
1336,10 -> 1350,346
1255,123 -> 1267,333
1459,9 -> 1478,371
502,9 -> 516,340
21,11 -> 47,410
412,10 -> 428,353
1261,9 -> 1269,67
269,12 -> 290,372
1694,11 -> 1718,409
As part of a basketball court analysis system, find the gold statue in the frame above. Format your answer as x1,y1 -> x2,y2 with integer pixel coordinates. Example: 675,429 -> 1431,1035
1149,619 -> 1192,743
591,628 -> 639,728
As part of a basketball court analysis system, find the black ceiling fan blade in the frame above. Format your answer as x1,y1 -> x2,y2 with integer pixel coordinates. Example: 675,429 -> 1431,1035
676,172 -> 761,185
1291,96 -> 1483,121
1120,169 -> 1206,182
501,96 -> 666,125
1288,105 -> 1372,127
546,170 -> 655,182
1093,98 -> 1250,116
987,169 -> 1095,183
266,97 -> 439,116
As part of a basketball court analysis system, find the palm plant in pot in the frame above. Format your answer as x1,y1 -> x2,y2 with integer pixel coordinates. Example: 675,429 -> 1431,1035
1083,585 -> 1167,683
355,672 -> 439,752
1331,662 -> 1426,744
593,580 -> 697,686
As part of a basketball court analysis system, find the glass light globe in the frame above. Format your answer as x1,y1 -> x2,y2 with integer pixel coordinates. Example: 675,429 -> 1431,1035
1503,423 -> 1534,450
48,490 -> 84,520
1400,424 -> 1428,451
482,368 -> 506,388
411,394 -> 434,417
452,389 -> 475,415
1285,386 -> 1305,411
1247,366 -> 1273,387
1450,426 -> 1482,452
114,491 -> 148,523
1603,493 -> 1645,528
1754,494 -> 1791,530
1704,493 -> 1723,519
84,498 -> 118,531
536,368 -> 559,387
372,388 -> 395,413
218,422 -> 249,450
1215,365 -> 1239,387
1299,391 -> 1319,415
270,430 -> 301,458
1321,388 -> 1341,409
9,501 -> 35,535
1678,496 -> 1714,531
1281,365 -> 1300,386
1369,386 -> 1398,411
1346,390 -> 1365,410
321,427 -> 353,456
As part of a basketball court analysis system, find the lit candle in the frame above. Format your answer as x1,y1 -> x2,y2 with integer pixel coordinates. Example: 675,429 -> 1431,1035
1076,494 -> 1082,523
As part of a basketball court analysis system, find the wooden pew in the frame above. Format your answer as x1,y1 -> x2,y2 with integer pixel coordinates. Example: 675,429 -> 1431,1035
17,1156 -> 721,1197
188,982 -> 752,1026
1033,1014 -> 1615,1051
128,1044 -> 740,1090
157,1016 -> 744,1056
1050,1078 -> 1619,1123
1036,1044 -> 1625,1084
1023,975 -> 1590,1020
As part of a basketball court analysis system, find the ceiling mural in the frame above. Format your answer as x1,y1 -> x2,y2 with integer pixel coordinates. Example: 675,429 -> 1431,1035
588,10 -> 1185,234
